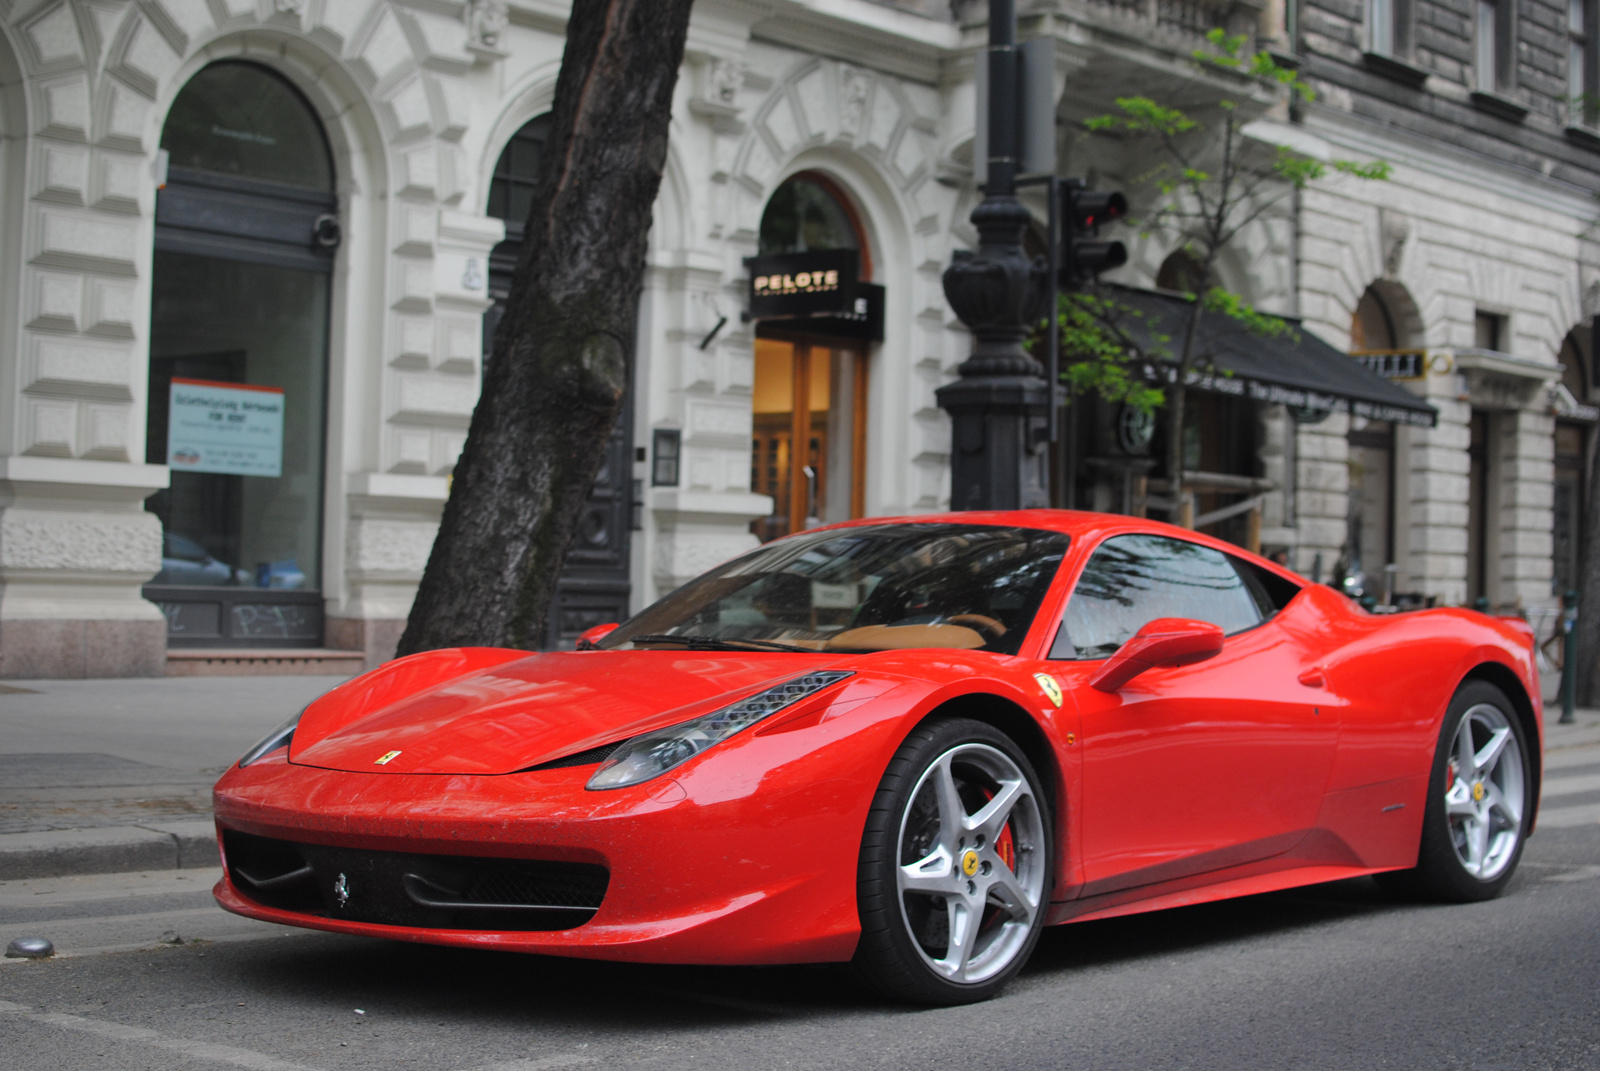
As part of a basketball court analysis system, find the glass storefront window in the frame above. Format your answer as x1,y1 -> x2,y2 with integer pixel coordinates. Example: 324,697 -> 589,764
146,252 -> 329,590
145,61 -> 336,647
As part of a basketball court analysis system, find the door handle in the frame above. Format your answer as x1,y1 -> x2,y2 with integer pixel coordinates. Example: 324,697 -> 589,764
1297,667 -> 1327,689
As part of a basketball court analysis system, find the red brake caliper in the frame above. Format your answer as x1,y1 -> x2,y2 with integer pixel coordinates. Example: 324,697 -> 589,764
983,787 -> 1017,872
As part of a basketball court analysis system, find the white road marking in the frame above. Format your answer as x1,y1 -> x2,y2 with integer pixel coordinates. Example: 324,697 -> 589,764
461,1057 -> 597,1071
1544,745 -> 1600,770
1542,772 -> 1600,798
1536,801 -> 1600,828
0,999 -> 324,1071
1546,864 -> 1600,882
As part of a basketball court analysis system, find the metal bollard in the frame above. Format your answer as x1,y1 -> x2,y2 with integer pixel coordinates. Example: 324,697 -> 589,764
1561,590 -> 1577,725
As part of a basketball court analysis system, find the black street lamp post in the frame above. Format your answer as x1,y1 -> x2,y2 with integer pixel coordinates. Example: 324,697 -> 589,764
936,0 -> 1052,511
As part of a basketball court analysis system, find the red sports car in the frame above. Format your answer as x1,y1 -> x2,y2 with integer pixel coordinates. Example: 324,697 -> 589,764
213,511 -> 1542,1005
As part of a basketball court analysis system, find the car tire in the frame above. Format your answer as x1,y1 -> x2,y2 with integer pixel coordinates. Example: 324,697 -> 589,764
1378,680 -> 1532,903
851,717 -> 1052,1005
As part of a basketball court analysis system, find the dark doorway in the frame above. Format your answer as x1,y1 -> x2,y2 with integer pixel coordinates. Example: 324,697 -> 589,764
486,114 -> 635,648
1467,410 -> 1492,604
144,62 -> 336,648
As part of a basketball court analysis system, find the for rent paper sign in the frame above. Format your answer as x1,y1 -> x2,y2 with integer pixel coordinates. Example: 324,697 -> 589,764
167,378 -> 285,477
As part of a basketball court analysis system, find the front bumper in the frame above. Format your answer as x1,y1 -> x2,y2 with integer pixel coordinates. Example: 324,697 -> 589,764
211,746 -> 872,965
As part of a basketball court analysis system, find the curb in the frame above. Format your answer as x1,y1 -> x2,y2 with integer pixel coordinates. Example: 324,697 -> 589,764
0,820 -> 219,881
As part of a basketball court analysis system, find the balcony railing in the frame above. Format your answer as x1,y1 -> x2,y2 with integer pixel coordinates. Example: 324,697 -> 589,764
1071,0 -> 1257,44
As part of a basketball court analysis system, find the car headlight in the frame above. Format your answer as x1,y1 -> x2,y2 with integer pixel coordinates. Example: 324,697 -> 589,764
238,711 -> 302,767
586,670 -> 853,790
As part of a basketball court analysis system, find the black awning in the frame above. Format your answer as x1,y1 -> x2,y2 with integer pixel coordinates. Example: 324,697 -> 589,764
1099,286 -> 1437,428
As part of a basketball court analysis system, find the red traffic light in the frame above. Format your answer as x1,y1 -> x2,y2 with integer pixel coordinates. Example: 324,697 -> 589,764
1071,190 -> 1127,230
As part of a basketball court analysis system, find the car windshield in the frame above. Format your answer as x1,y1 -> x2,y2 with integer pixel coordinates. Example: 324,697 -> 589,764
601,523 -> 1069,655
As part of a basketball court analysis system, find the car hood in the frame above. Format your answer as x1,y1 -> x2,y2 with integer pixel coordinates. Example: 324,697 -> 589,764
289,650 -> 850,776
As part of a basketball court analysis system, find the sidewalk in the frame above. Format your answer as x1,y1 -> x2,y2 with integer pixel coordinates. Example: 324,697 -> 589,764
1,675 -> 1596,881
0,675 -> 349,878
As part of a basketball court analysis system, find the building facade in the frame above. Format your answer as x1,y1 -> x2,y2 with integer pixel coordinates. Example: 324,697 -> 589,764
0,0 -> 1590,678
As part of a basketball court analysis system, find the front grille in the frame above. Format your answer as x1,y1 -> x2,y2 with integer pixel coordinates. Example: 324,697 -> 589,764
222,829 -> 608,932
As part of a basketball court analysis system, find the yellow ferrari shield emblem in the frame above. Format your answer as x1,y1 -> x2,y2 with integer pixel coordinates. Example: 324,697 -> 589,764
1033,673 -> 1063,709
962,850 -> 980,877
374,750 -> 402,766
1472,781 -> 1485,803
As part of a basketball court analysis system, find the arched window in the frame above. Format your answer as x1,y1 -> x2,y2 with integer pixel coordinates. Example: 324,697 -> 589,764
159,62 -> 333,190
486,114 -> 551,234
759,173 -> 870,277
1155,250 -> 1207,295
1351,287 -> 1399,350
483,114 -> 551,345
144,62 -> 337,649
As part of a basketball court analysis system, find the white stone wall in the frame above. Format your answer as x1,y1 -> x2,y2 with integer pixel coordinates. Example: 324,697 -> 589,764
1295,106 -> 1592,609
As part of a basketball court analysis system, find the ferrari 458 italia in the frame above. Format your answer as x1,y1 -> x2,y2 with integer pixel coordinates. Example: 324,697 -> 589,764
214,510 -> 1542,1004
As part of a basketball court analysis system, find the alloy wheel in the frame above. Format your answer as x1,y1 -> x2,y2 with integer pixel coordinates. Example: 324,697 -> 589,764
1444,702 -> 1525,881
894,742 -> 1046,985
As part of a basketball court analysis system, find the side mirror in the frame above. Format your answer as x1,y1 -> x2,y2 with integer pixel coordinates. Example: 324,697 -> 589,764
575,622 -> 620,650
1089,617 -> 1224,693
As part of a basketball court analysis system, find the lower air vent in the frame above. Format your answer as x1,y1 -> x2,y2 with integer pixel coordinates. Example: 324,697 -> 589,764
222,829 -> 607,931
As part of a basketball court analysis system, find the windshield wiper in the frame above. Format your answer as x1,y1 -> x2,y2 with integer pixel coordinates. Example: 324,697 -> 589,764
627,633 -> 816,653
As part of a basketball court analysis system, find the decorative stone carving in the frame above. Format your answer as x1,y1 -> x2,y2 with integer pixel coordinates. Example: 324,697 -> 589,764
711,58 -> 744,105
465,0 -> 509,51
839,66 -> 870,138
1379,208 -> 1410,278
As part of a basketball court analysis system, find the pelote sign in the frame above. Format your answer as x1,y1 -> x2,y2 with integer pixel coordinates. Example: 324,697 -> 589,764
745,250 -> 858,319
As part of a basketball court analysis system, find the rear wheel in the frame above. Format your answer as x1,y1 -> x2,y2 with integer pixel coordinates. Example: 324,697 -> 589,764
852,718 -> 1051,1005
1379,680 -> 1531,902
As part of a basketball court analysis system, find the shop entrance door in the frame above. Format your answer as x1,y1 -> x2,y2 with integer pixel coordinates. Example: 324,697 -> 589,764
751,333 -> 868,542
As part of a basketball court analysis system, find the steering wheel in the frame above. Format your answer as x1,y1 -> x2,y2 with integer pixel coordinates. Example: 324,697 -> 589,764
946,614 -> 1008,641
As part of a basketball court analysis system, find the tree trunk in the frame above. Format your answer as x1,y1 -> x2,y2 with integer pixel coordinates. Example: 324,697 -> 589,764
1574,424 -> 1600,705
397,0 -> 695,656
1164,297 -> 1205,527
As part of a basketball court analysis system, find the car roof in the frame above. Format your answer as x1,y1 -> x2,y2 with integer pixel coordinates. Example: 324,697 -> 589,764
793,510 -> 1307,590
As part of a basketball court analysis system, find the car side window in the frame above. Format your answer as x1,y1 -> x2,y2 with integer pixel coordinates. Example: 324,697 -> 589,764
1050,534 -> 1264,659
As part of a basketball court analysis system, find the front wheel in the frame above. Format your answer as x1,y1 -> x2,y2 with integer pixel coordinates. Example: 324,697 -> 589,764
1380,680 -> 1532,902
852,718 -> 1052,1005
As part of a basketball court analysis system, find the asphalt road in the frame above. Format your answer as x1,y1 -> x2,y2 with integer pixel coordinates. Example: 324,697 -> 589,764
1,829 -> 1596,1070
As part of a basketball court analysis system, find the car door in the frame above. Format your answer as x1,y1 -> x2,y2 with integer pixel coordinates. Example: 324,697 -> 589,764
1046,533 -> 1338,895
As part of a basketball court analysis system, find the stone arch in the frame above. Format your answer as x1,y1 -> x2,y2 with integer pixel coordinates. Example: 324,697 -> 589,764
729,58 -> 942,260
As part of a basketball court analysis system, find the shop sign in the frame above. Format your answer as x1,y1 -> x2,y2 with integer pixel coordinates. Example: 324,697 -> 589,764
792,283 -> 885,342
746,250 -> 859,319
1353,350 -> 1426,379
167,378 -> 285,477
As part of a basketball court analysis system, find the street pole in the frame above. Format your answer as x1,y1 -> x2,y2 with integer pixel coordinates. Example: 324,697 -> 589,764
1562,590 -> 1577,725
936,0 -> 1051,511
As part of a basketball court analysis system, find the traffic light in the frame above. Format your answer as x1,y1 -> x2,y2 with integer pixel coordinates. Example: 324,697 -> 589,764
1060,179 -> 1127,283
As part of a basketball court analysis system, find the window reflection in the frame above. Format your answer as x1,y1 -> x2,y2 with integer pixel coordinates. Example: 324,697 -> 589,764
1060,534 -> 1262,659
603,523 -> 1069,655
